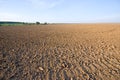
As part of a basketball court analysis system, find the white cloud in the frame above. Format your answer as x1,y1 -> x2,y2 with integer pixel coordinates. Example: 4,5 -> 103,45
0,12 -> 55,22
26,0 -> 64,9
94,15 -> 120,21
83,14 -> 120,23
0,13 -> 18,21
0,12 -> 30,22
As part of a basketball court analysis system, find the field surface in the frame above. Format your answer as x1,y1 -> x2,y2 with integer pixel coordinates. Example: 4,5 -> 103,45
0,24 -> 120,80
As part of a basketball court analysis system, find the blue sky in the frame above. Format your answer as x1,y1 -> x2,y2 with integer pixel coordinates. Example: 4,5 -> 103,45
0,0 -> 120,23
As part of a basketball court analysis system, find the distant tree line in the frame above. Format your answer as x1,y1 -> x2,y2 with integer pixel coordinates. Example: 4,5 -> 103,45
0,21 -> 48,26
36,22 -> 48,25
0,21 -> 25,26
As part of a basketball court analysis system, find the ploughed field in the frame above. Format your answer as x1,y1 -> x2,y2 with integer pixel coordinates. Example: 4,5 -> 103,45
0,24 -> 120,80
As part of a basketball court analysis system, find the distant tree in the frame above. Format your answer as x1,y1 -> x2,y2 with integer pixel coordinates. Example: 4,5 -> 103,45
36,22 -> 40,25
44,22 -> 47,25
23,22 -> 26,24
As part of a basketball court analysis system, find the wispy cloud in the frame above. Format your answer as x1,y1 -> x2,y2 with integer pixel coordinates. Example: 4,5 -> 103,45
0,13 -> 18,21
0,12 -> 54,22
0,12 -> 31,22
26,0 -> 64,9
86,14 -> 120,23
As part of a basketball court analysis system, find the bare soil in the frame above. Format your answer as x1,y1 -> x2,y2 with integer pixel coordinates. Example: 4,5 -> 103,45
0,24 -> 120,80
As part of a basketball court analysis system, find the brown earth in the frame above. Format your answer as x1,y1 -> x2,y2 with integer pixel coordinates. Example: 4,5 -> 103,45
0,24 -> 120,80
